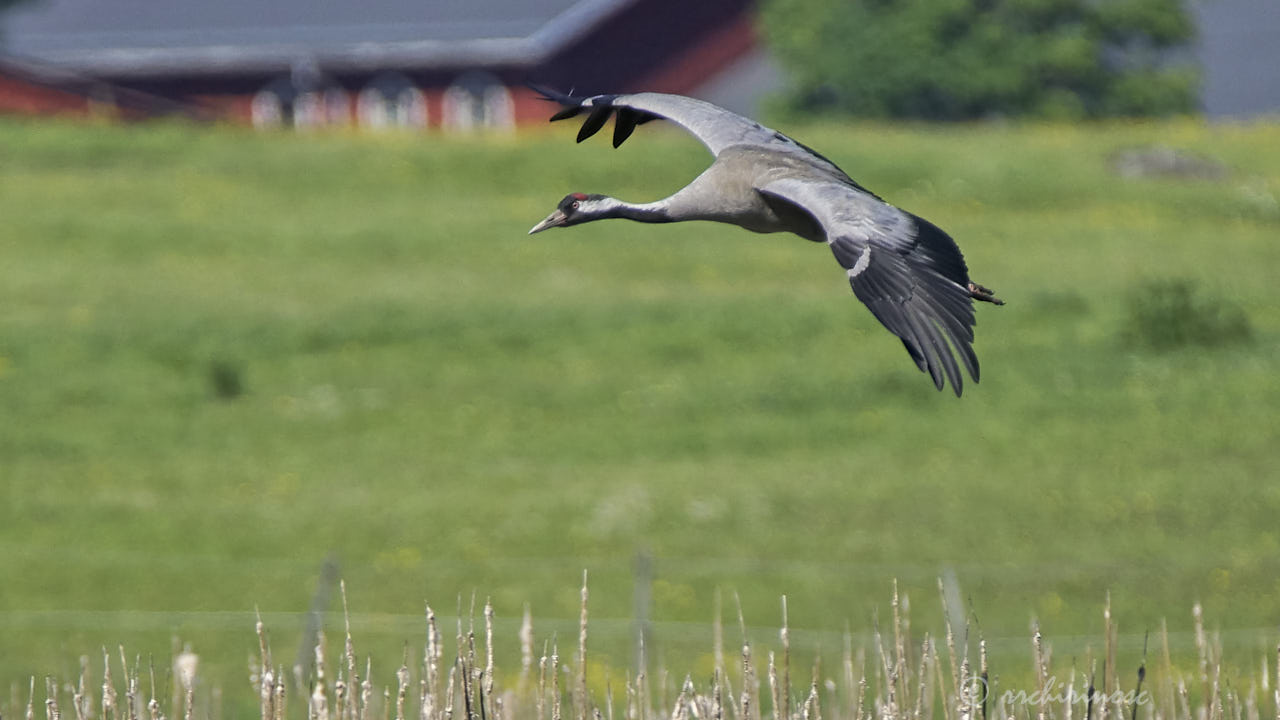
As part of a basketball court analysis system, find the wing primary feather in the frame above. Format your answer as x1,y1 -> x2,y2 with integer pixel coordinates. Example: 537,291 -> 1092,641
526,83 -> 567,102
922,303 -> 979,381
549,106 -> 584,122
914,284 -> 975,342
829,237 -> 863,271
899,338 -> 929,373
577,104 -> 612,143
529,84 -> 588,122
928,316 -> 965,396
613,109 -> 640,148
905,311 -> 951,393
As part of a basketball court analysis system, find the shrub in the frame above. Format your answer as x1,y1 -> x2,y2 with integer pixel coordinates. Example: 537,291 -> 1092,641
1121,278 -> 1252,351
759,0 -> 1199,120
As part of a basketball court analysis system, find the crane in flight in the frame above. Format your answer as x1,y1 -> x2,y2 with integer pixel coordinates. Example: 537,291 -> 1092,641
529,88 -> 1003,397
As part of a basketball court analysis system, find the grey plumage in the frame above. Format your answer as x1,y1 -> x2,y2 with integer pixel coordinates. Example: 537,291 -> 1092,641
529,88 -> 1003,397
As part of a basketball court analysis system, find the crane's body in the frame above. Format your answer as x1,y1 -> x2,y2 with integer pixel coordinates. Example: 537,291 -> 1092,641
529,89 -> 1003,396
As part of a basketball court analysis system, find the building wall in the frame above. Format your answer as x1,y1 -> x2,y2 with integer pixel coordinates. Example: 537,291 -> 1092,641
0,0 -> 766,128
0,72 -> 91,115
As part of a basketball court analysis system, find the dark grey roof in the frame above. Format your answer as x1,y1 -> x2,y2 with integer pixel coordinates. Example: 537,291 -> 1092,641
1,0 -> 633,76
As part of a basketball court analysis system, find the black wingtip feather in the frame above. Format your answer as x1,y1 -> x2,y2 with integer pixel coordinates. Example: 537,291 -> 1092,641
613,108 -> 640,148
527,83 -> 575,104
576,104 -> 612,143
527,83 -> 589,123
549,106 -> 584,122
907,213 -> 970,288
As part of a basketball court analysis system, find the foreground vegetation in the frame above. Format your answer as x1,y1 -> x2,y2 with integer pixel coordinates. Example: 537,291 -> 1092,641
6,581 -> 1275,720
1,116 -> 1278,701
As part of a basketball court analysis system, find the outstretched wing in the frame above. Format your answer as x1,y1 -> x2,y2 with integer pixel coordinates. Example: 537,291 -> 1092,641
532,86 -> 801,158
758,178 -> 980,396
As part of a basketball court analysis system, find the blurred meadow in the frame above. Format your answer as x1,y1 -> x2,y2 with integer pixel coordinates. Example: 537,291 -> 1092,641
2,116 -> 1279,704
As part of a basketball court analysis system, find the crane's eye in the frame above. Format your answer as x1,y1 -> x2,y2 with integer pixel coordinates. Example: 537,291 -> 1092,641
571,201 -> 580,210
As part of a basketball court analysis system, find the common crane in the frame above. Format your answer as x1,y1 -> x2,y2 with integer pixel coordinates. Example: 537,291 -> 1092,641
528,88 -> 1003,397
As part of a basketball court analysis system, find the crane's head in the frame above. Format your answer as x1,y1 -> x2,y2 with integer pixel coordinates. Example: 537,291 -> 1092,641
528,193 -> 613,234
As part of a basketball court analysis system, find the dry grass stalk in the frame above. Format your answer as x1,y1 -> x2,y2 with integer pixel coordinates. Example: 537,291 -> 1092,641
873,614 -> 899,720
1064,665 -> 1075,720
176,647 -> 197,720
260,664 -> 277,720
1130,635 -> 1148,720
605,674 -> 615,720
73,657 -> 90,720
1194,605 -> 1209,712
520,606 -> 535,698
782,599 -> 792,720
625,671 -> 638,720
1101,595 -> 1113,720
122,649 -> 139,720
929,644 -> 947,720
460,654 -> 475,720
442,663 -> 456,720
485,600 -> 496,720
277,669 -> 289,720
1159,621 -> 1175,720
911,637 -> 930,720
45,677 -> 61,720
1176,678 -> 1191,720
979,637 -> 989,720
26,676 -> 35,720
256,610 -> 275,720
340,583 -> 359,720
360,660 -> 373,720
551,642 -> 561,720
1085,660 -> 1097,720
714,594 -> 736,720
842,626 -> 856,720
715,592 -> 726,692
768,653 -> 780,720
537,640 -> 547,720
424,605 -> 441,720
579,574 -> 590,720
669,676 -> 692,720
937,580 -> 961,707
801,683 -> 818,720
733,593 -> 758,720
892,583 -> 909,713
335,667 -> 348,720
715,670 -> 726,720
147,661 -> 162,720
1032,623 -> 1047,720
657,666 -> 670,720
1210,635 -> 1224,720
636,637 -> 649,720
743,642 -> 759,720
396,651 -> 411,720
313,636 -> 331,720
103,648 -> 118,720
22,580 -> 1280,720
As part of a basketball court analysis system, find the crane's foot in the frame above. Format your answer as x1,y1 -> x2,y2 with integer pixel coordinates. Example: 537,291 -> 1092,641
968,282 -> 1005,305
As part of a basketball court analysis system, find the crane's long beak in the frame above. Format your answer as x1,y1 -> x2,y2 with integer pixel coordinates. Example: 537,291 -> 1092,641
528,209 -> 568,235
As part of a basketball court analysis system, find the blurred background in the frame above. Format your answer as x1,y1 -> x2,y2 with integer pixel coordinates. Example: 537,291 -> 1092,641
1,0 -> 1278,714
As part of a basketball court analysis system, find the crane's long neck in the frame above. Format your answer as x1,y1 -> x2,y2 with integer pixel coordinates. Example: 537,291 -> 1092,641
595,196 -> 677,224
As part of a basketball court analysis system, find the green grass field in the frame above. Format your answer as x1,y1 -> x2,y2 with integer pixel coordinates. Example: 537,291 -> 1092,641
1,116 -> 1278,704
